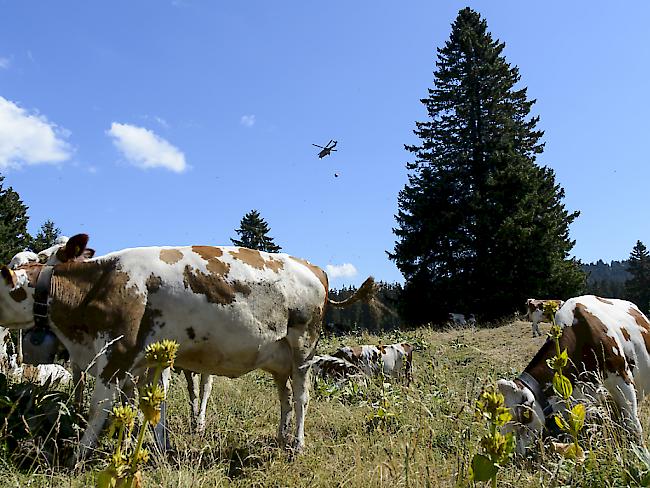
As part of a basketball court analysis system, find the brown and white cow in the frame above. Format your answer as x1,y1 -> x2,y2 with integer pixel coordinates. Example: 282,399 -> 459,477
526,298 -> 564,337
333,343 -> 414,385
499,295 -> 650,454
5,236 -> 94,409
0,241 -> 374,461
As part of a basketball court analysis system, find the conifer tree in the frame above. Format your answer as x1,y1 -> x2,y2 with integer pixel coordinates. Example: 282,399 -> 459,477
29,219 -> 61,252
231,209 -> 282,253
389,8 -> 584,324
0,175 -> 31,265
625,241 -> 650,313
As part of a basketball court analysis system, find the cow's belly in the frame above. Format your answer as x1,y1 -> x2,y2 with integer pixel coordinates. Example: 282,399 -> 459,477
145,289 -> 294,377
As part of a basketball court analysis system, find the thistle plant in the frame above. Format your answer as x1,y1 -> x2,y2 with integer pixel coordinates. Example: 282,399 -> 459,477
471,385 -> 515,487
544,301 -> 585,462
97,340 -> 179,488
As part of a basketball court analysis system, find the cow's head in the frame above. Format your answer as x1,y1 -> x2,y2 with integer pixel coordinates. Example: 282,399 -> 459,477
39,234 -> 95,265
497,379 -> 545,455
0,234 -> 91,329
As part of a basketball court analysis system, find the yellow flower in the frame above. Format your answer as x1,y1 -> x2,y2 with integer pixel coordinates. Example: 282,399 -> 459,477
144,339 -> 179,369
110,404 -> 137,432
139,384 -> 166,426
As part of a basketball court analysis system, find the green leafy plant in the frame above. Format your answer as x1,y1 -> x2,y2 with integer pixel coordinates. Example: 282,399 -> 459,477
544,301 -> 586,462
0,373 -> 85,468
97,339 -> 179,488
471,385 -> 515,487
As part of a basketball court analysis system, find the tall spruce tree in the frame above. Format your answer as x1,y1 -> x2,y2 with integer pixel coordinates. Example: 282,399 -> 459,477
389,8 -> 584,324
625,241 -> 650,313
29,219 -> 61,252
231,209 -> 282,252
0,175 -> 31,264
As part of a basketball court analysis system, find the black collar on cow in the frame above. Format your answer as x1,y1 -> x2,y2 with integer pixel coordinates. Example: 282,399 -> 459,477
32,265 -> 54,337
517,371 -> 562,437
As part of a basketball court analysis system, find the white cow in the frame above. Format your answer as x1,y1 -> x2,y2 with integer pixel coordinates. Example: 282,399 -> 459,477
448,313 -> 476,327
499,295 -> 650,455
526,298 -> 564,337
0,240 -> 374,461
333,343 -> 414,385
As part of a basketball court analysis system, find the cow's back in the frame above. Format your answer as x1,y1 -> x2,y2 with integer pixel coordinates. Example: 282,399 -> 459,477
556,295 -> 650,398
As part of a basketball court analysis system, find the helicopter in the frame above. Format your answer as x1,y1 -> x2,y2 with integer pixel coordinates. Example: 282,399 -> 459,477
312,140 -> 337,159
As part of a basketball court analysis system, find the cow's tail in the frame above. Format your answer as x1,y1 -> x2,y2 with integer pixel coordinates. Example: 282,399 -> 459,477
327,276 -> 376,308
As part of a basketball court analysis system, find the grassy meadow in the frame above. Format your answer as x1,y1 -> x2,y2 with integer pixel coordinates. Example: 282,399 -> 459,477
2,319 -> 650,487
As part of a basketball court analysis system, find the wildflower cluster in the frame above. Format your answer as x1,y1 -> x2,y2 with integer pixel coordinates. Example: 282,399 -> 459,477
471,386 -> 515,486
544,302 -> 585,462
97,340 -> 178,488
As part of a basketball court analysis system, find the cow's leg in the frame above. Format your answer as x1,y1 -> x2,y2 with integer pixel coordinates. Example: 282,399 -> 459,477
290,360 -> 310,453
273,374 -> 293,448
183,369 -> 200,430
72,362 -> 85,412
196,374 -> 213,434
152,366 -> 173,453
78,378 -> 116,462
604,373 -> 643,441
532,320 -> 540,337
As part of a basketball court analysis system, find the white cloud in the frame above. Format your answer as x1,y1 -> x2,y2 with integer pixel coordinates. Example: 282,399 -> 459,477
326,263 -> 358,279
240,114 -> 256,127
0,57 -> 9,69
107,122 -> 187,173
0,96 -> 72,169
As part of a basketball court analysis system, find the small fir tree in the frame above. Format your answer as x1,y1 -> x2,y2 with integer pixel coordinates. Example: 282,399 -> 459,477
28,219 -> 61,252
389,8 -> 583,324
625,241 -> 650,313
0,175 -> 31,264
231,209 -> 282,253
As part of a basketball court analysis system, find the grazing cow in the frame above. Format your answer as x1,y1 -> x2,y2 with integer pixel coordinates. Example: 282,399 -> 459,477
0,240 -> 374,461
448,313 -> 476,327
6,354 -> 72,386
333,343 -> 414,384
498,295 -> 650,455
306,354 -> 363,383
526,298 -> 564,337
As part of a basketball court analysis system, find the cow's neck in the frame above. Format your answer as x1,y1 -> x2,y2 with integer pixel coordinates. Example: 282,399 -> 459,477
49,260 -> 114,343
523,326 -> 579,398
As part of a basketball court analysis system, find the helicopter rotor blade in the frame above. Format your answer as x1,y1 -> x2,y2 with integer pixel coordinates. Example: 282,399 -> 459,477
312,144 -> 325,149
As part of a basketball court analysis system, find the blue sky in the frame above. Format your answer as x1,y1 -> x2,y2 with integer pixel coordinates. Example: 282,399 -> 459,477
0,1 -> 648,286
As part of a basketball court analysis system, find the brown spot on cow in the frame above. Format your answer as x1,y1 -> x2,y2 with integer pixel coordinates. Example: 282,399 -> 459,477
9,287 -> 27,302
621,327 -> 632,342
206,258 -> 230,277
230,248 -> 266,269
289,256 -> 328,291
230,248 -> 284,273
192,246 -> 223,261
160,249 -> 183,265
183,265 -> 251,306
596,297 -> 614,305
146,274 -> 163,293
186,327 -> 196,339
629,307 -> 650,355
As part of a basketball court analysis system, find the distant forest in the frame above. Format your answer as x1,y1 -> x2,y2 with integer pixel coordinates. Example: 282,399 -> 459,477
326,260 -> 635,332
324,282 -> 402,333
581,260 -> 630,298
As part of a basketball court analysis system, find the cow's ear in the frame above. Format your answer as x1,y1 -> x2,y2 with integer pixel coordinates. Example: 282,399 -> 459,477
81,248 -> 95,259
62,234 -> 90,261
1,266 -> 17,288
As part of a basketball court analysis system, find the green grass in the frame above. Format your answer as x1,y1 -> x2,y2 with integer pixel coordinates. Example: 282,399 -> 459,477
3,319 -> 650,487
